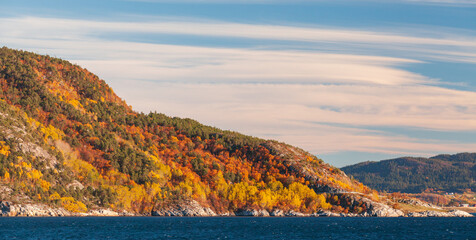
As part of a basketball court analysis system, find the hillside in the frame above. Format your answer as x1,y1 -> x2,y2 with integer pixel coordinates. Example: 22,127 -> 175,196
0,46 -> 460,217
341,153 -> 476,193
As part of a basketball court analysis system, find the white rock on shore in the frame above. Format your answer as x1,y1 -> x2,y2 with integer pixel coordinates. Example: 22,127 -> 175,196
406,210 -> 473,217
235,209 -> 270,216
367,202 -> 404,217
0,201 -> 129,217
151,200 -> 216,216
1,201 -> 71,216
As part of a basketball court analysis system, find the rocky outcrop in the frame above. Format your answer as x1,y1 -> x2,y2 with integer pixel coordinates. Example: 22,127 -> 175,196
87,209 -> 120,216
407,210 -> 473,217
1,200 -> 471,217
285,210 -> 309,217
270,209 -> 284,216
312,210 -> 343,217
235,209 -> 270,216
151,200 -> 216,216
0,201 -> 130,217
366,201 -> 404,217
66,180 -> 85,190
0,201 -> 71,216
397,199 -> 441,209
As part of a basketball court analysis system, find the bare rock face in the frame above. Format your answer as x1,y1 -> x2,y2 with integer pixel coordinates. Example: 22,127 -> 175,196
66,180 -> 84,190
0,201 -> 71,216
312,211 -> 342,217
235,209 -> 270,216
17,141 -> 58,169
270,209 -> 284,216
407,210 -> 473,217
151,200 -> 216,216
367,202 -> 404,217
285,210 -> 309,217
88,209 -> 120,216
398,199 -> 441,209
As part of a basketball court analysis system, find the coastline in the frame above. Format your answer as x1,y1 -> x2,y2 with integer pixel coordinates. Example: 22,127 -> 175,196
1,201 -> 472,218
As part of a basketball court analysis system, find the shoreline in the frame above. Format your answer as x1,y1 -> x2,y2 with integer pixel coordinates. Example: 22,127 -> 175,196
1,201 -> 473,218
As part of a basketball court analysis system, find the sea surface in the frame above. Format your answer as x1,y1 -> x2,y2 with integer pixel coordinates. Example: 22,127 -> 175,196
0,216 -> 475,240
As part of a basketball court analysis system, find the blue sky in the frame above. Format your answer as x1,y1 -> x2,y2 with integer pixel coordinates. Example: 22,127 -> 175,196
1,0 -> 475,167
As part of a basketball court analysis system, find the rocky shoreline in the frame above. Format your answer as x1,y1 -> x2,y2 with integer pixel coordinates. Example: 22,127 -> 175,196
0,201 -> 134,217
1,200 -> 472,217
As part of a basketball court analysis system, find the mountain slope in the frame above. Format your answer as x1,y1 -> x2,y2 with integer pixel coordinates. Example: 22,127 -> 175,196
341,153 -> 476,193
0,47 -> 404,216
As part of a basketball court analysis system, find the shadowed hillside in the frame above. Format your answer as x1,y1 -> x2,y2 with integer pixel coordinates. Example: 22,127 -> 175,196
342,153 -> 476,193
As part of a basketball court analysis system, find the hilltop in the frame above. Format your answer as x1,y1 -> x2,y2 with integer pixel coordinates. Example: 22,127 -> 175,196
341,153 -> 476,193
0,47 -> 469,217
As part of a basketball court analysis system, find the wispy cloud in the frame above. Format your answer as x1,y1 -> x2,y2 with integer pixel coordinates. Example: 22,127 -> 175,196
2,17 -> 476,63
1,15 -> 475,163
119,82 -> 476,156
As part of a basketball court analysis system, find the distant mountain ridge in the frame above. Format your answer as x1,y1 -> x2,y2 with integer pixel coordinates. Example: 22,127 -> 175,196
341,153 -> 476,193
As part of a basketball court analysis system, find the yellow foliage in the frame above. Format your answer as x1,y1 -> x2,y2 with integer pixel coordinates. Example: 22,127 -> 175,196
257,189 -> 278,210
0,141 -> 10,157
3,171 -> 10,180
65,156 -> 100,183
110,184 -> 147,212
20,161 -> 32,170
213,171 -> 228,195
40,124 -> 63,141
67,99 -> 82,108
268,179 -> 283,191
39,179 -> 51,191
49,192 -> 61,201
28,169 -> 43,180
227,182 -> 258,205
61,197 -> 87,213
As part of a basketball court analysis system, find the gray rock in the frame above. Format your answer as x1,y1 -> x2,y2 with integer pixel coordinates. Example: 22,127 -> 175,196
0,201 -> 72,216
312,210 -> 341,217
88,209 -> 119,216
367,202 -> 404,217
398,199 -> 441,209
235,209 -> 269,216
407,210 -> 473,217
66,180 -> 84,190
151,200 -> 216,216
285,210 -> 309,217
270,209 -> 284,216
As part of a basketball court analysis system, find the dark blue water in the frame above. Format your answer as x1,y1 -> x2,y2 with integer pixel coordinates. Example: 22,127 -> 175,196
0,217 -> 474,240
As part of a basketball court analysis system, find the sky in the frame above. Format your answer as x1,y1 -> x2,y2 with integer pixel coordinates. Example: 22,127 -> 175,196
0,0 -> 475,167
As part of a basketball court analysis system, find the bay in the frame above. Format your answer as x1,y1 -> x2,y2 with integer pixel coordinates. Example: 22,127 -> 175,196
0,217 -> 474,240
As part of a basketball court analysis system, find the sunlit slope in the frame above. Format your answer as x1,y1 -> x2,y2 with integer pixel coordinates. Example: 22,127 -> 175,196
0,47 -> 377,214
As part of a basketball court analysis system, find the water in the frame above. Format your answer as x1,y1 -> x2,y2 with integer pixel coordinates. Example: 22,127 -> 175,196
0,217 -> 474,240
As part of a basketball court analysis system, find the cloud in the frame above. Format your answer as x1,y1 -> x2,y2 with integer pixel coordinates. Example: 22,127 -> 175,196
1,15 -> 475,164
117,82 -> 476,156
2,16 -> 476,63
2,36 -> 430,86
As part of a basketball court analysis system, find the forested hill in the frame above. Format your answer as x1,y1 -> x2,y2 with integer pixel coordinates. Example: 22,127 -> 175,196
342,153 -> 476,193
0,47 -> 380,215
